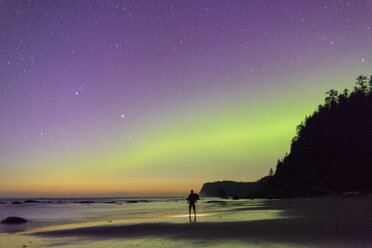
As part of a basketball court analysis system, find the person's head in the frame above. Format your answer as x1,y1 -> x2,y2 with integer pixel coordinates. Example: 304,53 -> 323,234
191,190 -> 193,194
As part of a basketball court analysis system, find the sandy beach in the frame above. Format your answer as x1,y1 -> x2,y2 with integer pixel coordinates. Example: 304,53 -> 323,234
1,196 -> 371,248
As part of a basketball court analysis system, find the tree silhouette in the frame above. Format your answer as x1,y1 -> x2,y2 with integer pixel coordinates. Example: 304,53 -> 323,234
355,75 -> 368,93
325,89 -> 338,107
268,168 -> 274,177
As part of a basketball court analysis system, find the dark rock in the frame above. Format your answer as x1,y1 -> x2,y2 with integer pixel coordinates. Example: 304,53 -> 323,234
75,201 -> 95,204
205,200 -> 227,205
232,195 -> 240,200
126,200 -> 138,203
103,201 -> 116,204
24,200 -> 39,203
1,216 -> 27,224
12,201 -> 22,205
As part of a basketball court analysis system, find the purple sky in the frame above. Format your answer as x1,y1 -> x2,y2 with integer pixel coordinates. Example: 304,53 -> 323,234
1,0 -> 371,195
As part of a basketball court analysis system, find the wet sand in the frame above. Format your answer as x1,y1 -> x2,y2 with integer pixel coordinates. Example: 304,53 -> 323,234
1,197 -> 372,248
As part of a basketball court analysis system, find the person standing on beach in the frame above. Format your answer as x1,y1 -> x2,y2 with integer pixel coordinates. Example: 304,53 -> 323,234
187,190 -> 199,216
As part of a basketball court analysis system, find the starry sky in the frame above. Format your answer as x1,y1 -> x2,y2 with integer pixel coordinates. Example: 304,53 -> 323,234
1,0 -> 371,196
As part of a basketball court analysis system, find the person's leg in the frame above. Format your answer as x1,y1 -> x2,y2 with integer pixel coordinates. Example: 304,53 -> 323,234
189,204 -> 191,215
193,204 -> 196,215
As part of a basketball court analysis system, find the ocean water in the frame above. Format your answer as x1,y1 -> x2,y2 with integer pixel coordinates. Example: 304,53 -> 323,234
0,197 -> 277,234
0,197 -> 184,232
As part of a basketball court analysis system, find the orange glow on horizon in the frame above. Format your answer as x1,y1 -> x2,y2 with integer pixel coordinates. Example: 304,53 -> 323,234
0,180 -> 203,196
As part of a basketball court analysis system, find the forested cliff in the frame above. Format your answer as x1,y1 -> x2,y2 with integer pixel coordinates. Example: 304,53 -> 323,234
270,75 -> 372,197
200,76 -> 372,198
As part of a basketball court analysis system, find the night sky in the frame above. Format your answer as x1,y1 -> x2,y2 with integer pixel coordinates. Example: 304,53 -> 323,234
1,0 -> 371,196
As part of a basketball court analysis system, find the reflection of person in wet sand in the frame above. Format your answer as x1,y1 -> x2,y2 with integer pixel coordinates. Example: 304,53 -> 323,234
189,214 -> 196,223
187,190 -> 199,216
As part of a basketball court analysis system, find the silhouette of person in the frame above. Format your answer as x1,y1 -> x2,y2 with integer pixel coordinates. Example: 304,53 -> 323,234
187,189 -> 199,216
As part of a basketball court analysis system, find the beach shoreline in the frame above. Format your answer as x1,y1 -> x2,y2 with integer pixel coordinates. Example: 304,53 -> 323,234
1,197 -> 371,247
